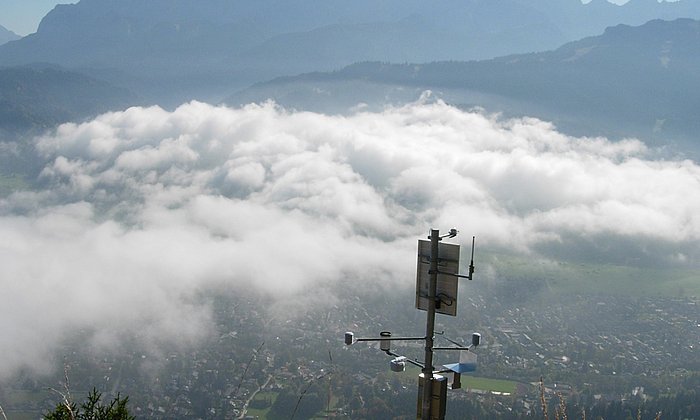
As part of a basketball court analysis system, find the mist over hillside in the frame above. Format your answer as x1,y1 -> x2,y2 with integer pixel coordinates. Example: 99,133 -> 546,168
232,18 -> 700,157
2,0 -> 700,104
0,64 -> 140,176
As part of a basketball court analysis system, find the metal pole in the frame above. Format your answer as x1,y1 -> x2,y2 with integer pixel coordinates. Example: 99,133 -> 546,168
421,228 -> 440,419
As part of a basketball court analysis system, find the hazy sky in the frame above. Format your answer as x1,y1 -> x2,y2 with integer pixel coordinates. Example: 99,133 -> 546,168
0,0 -> 76,35
0,0 -> 638,36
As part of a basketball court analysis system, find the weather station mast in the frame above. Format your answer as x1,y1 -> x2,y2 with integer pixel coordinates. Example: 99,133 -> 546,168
344,228 -> 480,420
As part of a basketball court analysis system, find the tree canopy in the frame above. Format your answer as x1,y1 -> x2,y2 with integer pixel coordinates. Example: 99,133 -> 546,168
44,388 -> 134,420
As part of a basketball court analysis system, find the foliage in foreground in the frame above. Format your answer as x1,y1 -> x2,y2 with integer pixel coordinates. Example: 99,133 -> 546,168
44,388 -> 134,420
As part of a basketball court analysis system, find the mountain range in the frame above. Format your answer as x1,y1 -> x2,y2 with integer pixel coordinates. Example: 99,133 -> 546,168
1,0 -> 699,157
0,63 -> 138,179
231,18 -> 700,156
0,25 -> 20,46
0,64 -> 137,134
2,0 -> 700,104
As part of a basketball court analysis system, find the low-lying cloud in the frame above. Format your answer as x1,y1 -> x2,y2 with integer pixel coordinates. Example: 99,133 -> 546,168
1,99 -> 698,380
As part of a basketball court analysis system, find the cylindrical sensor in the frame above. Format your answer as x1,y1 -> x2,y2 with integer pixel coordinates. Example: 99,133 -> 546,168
380,331 -> 392,351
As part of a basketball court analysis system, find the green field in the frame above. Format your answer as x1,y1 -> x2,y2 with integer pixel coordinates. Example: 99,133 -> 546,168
459,376 -> 518,394
0,389 -> 91,420
245,392 -> 275,419
397,365 -> 519,394
483,253 -> 700,297
245,391 -> 340,419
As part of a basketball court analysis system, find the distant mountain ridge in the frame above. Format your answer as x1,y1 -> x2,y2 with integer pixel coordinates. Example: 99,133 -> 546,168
0,25 -> 20,46
1,0 -> 700,104
0,64 -> 138,134
230,18 -> 700,155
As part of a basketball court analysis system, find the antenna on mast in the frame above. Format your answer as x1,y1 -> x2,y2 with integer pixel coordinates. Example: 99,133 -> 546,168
343,228 -> 482,420
469,236 -> 476,280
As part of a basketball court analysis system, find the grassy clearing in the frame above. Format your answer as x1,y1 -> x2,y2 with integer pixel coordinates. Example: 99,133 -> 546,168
396,366 -> 519,394
0,389 -> 90,420
2,411 -> 40,420
244,391 -> 278,419
245,391 -> 340,419
459,376 -> 517,394
1,389 -> 48,405
483,253 -> 700,297
312,395 -> 341,419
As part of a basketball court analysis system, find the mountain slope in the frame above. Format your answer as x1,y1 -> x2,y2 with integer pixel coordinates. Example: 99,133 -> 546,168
230,18 -> 700,154
0,64 -> 138,133
0,25 -> 20,46
1,0 -> 700,105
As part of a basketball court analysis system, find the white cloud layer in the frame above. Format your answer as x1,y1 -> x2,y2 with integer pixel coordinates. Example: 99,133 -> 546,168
1,99 -> 699,379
